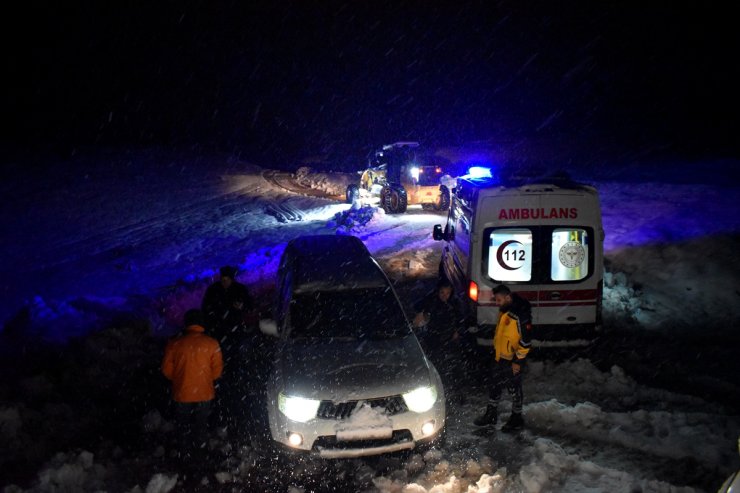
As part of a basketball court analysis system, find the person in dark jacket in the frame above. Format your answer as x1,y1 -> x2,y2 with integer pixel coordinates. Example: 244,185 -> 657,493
162,309 -> 223,457
474,284 -> 532,431
201,265 -> 262,424
201,266 -> 254,343
413,278 -> 468,402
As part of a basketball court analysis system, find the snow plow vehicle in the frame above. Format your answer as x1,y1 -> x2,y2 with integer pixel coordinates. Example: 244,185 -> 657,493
346,142 -> 454,214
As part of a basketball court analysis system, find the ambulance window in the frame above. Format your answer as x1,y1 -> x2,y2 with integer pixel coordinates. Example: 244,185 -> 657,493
551,228 -> 589,281
487,229 -> 533,282
453,206 -> 470,263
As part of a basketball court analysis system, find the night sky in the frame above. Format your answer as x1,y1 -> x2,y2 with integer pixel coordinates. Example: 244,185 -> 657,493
4,1 -> 739,167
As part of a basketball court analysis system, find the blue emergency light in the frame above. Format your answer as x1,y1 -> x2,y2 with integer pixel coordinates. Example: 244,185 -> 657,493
467,166 -> 493,179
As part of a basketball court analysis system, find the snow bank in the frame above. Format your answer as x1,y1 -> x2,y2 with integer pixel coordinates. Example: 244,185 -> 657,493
525,399 -> 737,469
142,473 -> 178,493
1,450 -> 107,493
295,166 -> 355,196
327,204 -> 384,233
519,438 -> 697,493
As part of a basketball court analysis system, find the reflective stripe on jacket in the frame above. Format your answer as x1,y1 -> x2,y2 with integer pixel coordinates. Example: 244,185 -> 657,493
162,325 -> 223,403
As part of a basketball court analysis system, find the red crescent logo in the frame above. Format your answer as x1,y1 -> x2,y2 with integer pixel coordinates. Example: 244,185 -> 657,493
496,240 -> 523,271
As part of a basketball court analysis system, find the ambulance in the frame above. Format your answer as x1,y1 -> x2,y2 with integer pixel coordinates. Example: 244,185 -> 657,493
432,169 -> 604,344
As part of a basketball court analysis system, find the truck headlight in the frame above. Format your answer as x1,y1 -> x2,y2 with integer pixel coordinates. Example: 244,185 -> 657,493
403,386 -> 437,413
278,393 -> 321,423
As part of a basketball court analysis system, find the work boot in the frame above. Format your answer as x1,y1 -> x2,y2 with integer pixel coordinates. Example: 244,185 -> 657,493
501,412 -> 524,431
473,405 -> 498,426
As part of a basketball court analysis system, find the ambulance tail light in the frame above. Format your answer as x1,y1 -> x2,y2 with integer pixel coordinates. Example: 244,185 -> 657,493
468,281 -> 479,303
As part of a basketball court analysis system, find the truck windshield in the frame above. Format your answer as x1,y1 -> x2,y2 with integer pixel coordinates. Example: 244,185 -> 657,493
415,166 -> 443,186
289,287 -> 410,340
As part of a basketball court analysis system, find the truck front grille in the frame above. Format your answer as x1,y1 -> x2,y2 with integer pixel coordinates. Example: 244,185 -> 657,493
317,396 -> 408,420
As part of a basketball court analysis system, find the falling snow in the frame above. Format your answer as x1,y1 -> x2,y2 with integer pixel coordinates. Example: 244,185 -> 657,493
0,149 -> 738,492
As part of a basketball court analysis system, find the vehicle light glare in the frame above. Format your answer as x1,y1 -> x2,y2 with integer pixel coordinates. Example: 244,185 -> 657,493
421,420 -> 436,436
410,167 -> 420,180
278,393 -> 320,422
403,386 -> 437,413
469,281 -> 479,302
288,432 -> 303,447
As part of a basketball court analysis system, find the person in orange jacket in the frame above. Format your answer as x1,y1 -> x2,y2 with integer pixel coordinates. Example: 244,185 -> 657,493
162,309 -> 223,455
473,284 -> 532,431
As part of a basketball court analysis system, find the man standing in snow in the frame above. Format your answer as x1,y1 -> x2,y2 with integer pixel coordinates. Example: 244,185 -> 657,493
201,265 -> 254,343
162,309 -> 223,456
413,278 -> 468,403
474,284 -> 532,431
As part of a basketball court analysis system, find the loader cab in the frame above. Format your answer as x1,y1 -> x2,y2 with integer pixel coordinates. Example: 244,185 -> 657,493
371,142 -> 419,185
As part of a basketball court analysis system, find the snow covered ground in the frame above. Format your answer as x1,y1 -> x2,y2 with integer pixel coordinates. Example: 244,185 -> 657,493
1,149 -> 739,492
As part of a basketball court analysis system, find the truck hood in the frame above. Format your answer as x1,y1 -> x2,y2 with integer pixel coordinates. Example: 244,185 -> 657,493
275,335 -> 432,401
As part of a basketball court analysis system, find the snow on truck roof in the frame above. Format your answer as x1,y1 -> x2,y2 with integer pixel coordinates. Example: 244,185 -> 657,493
286,235 -> 389,292
381,141 -> 419,150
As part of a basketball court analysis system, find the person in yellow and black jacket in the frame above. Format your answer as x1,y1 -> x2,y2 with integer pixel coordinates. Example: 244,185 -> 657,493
473,284 -> 532,431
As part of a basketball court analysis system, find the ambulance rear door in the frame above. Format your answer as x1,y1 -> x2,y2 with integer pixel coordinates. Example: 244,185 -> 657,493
479,186 -> 603,329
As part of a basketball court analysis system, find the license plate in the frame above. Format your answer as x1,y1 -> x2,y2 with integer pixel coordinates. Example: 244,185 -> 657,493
336,427 -> 393,441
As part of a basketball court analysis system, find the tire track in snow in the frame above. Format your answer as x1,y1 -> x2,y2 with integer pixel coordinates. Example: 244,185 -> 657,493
263,200 -> 305,223
261,169 -> 343,200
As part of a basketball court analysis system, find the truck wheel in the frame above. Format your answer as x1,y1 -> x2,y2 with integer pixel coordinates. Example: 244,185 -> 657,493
346,184 -> 360,204
382,186 -> 408,214
435,185 -> 451,211
396,187 -> 408,213
380,187 -> 392,213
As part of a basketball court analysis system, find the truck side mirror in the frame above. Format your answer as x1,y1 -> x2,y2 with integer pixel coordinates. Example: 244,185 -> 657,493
432,224 -> 444,241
